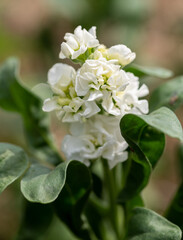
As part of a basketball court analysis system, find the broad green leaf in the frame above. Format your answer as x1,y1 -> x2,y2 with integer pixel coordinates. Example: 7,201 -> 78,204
0,143 -> 29,193
126,207 -> 182,240
0,58 -> 61,165
16,201 -> 53,240
139,107 -> 183,142
118,150 -> 151,203
165,144 -> 183,231
125,64 -> 173,78
118,114 -> 165,203
150,76 -> 183,111
20,160 -> 91,204
54,161 -> 92,239
166,183 -> 183,233
119,107 -> 182,203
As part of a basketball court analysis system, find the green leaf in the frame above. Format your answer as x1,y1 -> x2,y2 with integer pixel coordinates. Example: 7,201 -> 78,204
125,64 -> 173,78
16,201 -> 53,240
150,76 -> 183,112
20,160 -> 91,204
166,183 -> 183,233
21,160 -> 93,238
118,150 -> 152,203
118,111 -> 165,203
126,207 -> 182,240
54,161 -> 92,239
119,107 -> 183,205
0,58 -> 61,165
0,143 -> 29,193
139,107 -> 183,142
165,144 -> 183,231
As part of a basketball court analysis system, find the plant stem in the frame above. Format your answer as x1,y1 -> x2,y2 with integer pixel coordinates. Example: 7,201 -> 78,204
102,158 -> 120,240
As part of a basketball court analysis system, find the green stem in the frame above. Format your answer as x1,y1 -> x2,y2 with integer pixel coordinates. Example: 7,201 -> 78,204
102,158 -> 120,240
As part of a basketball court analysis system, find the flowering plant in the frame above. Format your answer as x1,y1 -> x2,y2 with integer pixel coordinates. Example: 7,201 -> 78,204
0,26 -> 183,240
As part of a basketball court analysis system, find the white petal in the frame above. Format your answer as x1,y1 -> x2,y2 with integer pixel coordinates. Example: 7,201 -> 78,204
136,100 -> 149,114
72,45 -> 87,59
66,36 -> 79,49
59,42 -> 74,59
108,44 -> 136,66
137,84 -> 149,97
108,151 -> 128,169
88,26 -> 97,38
62,135 -> 85,160
87,90 -> 103,101
42,98 -> 59,112
48,63 -> 76,87
80,101 -> 100,118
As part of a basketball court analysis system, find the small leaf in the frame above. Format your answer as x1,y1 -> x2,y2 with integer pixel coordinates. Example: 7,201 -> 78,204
20,160 -> 91,204
0,143 -> 29,193
150,76 -> 183,111
0,58 -> 61,165
126,207 -> 182,240
125,64 -> 173,78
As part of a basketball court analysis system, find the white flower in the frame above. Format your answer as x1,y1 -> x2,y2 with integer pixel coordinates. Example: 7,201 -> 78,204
75,58 -> 149,116
107,44 -> 136,66
75,58 -> 128,95
42,63 -> 100,122
62,115 -> 128,168
59,26 -> 99,60
112,72 -> 149,115
47,63 -> 76,96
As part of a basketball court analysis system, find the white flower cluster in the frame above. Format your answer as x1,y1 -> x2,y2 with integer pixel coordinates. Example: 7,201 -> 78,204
43,26 -> 149,168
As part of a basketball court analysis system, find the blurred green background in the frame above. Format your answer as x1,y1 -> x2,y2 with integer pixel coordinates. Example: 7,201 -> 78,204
0,0 -> 183,239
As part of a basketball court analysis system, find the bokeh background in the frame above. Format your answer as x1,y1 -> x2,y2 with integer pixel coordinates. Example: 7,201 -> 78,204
0,0 -> 183,239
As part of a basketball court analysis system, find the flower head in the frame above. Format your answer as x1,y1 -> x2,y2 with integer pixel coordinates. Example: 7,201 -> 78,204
107,44 -> 136,66
75,58 -> 149,116
41,25 -> 149,168
59,26 -> 99,60
62,115 -> 128,168
42,63 -> 100,122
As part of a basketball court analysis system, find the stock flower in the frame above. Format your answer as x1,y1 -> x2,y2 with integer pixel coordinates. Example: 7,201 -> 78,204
107,44 -> 136,66
62,115 -> 128,168
102,72 -> 149,116
59,26 -> 99,60
42,63 -> 100,122
41,25 -> 150,168
75,58 -> 149,116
